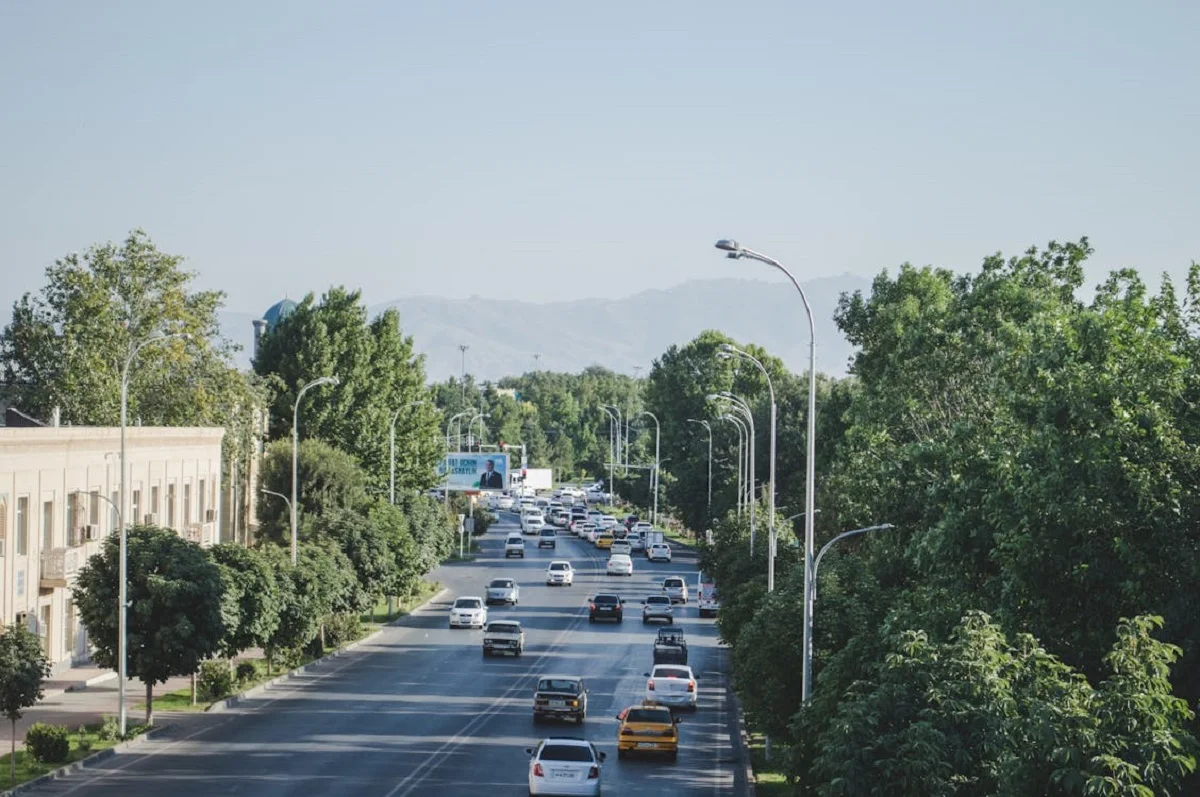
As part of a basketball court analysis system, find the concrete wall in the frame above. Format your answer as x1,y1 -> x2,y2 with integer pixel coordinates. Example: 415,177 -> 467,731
0,426 -> 224,673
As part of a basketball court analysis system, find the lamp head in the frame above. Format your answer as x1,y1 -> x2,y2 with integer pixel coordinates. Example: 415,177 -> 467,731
715,239 -> 742,256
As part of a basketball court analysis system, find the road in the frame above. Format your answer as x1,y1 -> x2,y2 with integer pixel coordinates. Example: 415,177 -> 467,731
30,512 -> 745,796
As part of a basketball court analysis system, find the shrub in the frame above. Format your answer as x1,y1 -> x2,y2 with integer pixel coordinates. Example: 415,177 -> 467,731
76,725 -> 92,753
235,661 -> 258,685
276,646 -> 305,670
97,715 -> 120,742
197,660 -> 234,702
323,613 -> 363,648
25,723 -> 70,764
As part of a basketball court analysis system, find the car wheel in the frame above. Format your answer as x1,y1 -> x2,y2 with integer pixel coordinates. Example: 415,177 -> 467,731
669,749 -> 678,761
618,749 -> 627,760
642,617 -> 648,624
589,616 -> 595,623
482,649 -> 489,658
533,713 -> 542,725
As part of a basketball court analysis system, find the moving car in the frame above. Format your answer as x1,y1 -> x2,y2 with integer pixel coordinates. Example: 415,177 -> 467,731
644,664 -> 698,710
496,495 -> 515,511
609,540 -> 632,556
642,595 -> 674,624
626,531 -> 645,552
652,626 -> 689,665
486,578 -> 520,605
606,553 -> 633,576
698,582 -> 720,618
522,509 -> 546,535
539,528 -> 558,549
616,700 -> 681,759
505,535 -> 526,558
546,561 -> 575,586
533,675 -> 589,724
449,596 -> 487,629
526,737 -> 605,796
552,510 -> 570,527
588,593 -> 624,622
662,575 -> 689,604
482,620 -> 525,657
647,543 -> 671,562
623,514 -> 639,529
594,533 -> 614,550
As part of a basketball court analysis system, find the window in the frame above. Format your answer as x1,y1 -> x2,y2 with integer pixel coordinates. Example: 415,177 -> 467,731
89,491 -> 100,525
150,485 -> 160,520
42,500 -> 54,550
16,497 -> 28,555
166,484 -> 176,527
183,484 -> 191,524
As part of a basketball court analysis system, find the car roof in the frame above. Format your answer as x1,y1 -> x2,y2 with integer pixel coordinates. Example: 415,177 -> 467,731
537,674 -> 583,681
537,737 -> 591,747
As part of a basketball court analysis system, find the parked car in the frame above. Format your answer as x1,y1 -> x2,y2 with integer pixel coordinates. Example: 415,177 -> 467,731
662,575 -> 689,604
606,553 -> 633,576
546,561 -> 575,586
647,543 -> 671,562
482,620 -> 524,657
644,664 -> 698,710
588,593 -> 624,622
532,675 -> 589,724
539,528 -> 558,549
526,737 -> 605,796
485,578 -> 520,605
505,535 -> 526,558
642,595 -> 674,624
449,596 -> 487,629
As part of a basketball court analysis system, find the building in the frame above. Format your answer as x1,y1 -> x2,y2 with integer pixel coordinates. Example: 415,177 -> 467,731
0,425 -> 224,673
252,297 -> 297,361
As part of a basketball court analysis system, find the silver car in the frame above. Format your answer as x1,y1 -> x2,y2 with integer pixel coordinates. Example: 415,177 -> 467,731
662,576 -> 689,604
642,595 -> 674,624
485,578 -> 520,606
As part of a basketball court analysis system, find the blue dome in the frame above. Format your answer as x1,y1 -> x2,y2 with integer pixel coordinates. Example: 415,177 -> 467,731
262,299 -> 297,331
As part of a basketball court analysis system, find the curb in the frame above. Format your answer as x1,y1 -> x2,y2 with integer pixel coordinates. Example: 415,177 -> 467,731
0,724 -> 172,797
729,689 -> 758,797
40,671 -> 119,701
206,586 -> 452,714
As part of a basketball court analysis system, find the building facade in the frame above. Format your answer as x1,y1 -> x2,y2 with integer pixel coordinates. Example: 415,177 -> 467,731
0,426 -> 224,673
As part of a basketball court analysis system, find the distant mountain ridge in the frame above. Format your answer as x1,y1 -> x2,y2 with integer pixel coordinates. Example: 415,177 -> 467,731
219,276 -> 870,381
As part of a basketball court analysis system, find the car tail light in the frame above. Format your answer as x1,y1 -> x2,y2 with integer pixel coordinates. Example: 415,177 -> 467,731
588,766 -> 600,779
533,762 -> 544,777
688,681 -> 696,692
647,679 -> 655,690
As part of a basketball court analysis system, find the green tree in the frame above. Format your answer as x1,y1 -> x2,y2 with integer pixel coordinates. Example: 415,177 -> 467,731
209,544 -> 281,660
0,623 -> 51,784
257,438 -> 371,545
308,508 -> 395,613
72,526 -> 225,725
253,286 -> 442,492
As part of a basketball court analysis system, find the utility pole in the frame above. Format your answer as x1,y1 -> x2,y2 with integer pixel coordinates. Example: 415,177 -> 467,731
459,344 -> 469,405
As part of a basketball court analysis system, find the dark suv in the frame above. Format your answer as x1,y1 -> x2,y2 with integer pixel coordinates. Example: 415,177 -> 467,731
538,528 -> 558,548
589,593 -> 624,623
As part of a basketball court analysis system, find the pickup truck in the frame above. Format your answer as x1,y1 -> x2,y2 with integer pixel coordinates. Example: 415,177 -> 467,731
652,626 -> 689,666
482,620 -> 525,657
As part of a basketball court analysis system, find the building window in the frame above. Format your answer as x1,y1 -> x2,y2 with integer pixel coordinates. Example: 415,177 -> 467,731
132,490 -> 141,526
16,497 -> 29,555
183,484 -> 192,525
89,491 -> 100,525
167,484 -> 176,528
150,485 -> 160,522
42,500 -> 54,551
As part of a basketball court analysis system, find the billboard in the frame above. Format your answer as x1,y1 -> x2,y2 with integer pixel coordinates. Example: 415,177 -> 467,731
438,452 -> 510,492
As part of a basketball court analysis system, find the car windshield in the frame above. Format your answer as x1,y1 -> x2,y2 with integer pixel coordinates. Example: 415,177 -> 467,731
507,538 -> 522,544
594,595 -> 619,605
550,563 -> 569,571
453,599 -> 481,609
647,596 -> 670,605
538,679 -> 581,694
541,529 -> 555,535
488,579 -> 513,588
656,667 -> 690,679
540,744 -> 593,762
626,708 -> 672,723
665,579 -> 684,588
486,623 -> 520,634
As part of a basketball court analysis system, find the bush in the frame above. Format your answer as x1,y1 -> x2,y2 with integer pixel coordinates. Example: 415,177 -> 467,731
197,660 -> 234,702
97,715 -> 120,742
276,646 -> 305,670
323,613 -> 363,648
76,725 -> 92,753
235,661 -> 258,685
25,723 -> 70,764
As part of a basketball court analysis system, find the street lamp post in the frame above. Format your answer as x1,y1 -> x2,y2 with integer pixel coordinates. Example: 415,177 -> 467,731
261,489 -> 293,519
718,414 -> 746,515
470,412 -> 489,450
711,393 -> 755,555
716,239 -> 818,702
600,407 -> 618,501
390,400 -> 427,505
292,376 -> 339,565
446,409 -> 475,449
602,405 -> 623,474
719,345 -> 777,590
119,331 -> 188,736
640,411 -> 660,524
458,344 -> 469,405
687,419 -> 713,516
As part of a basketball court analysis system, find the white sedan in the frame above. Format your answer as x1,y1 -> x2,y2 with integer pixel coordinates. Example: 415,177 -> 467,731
647,543 -> 672,562
449,596 -> 488,629
605,554 -> 633,576
527,737 -> 606,796
546,561 -> 575,586
644,664 -> 698,710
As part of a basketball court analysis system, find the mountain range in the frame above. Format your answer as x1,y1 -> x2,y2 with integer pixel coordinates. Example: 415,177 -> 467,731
218,275 -> 871,381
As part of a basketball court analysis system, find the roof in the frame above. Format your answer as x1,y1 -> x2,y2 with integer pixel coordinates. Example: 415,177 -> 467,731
261,298 -> 297,331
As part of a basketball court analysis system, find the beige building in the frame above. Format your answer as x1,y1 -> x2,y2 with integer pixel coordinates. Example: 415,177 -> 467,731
0,426 -> 224,673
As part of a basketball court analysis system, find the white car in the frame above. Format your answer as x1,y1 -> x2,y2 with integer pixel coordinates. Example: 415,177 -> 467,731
634,521 -> 654,536
546,561 -> 575,586
626,532 -> 645,552
522,511 -> 546,535
644,664 -> 698,710
598,516 -> 619,530
606,554 -> 633,576
497,495 -> 515,511
526,737 -> 605,796
647,543 -> 672,562
505,535 -> 526,558
449,596 -> 487,629
609,540 -> 632,557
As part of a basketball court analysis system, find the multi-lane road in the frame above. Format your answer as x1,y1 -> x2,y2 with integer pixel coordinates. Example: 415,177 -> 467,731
31,512 -> 747,796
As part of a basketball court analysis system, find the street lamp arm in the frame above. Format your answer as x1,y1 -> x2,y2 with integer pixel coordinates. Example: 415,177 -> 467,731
813,524 -> 894,582
729,247 -> 816,343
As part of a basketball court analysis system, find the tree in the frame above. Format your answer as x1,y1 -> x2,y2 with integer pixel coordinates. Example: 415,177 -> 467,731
72,526 -> 225,725
209,544 -> 281,660
308,508 -> 395,613
0,623 -> 51,784
253,286 -> 443,493
257,438 -> 371,545
262,542 -> 356,664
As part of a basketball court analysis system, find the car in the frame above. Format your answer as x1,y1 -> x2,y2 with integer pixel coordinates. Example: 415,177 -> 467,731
598,516 -> 619,530
626,531 -> 645,552
616,700 -> 680,759
526,737 -> 605,796
482,620 -> 525,657
552,510 -> 570,527
505,535 -> 527,558
522,510 -> 546,535
644,664 -> 698,710
449,596 -> 487,629
653,626 -> 689,665
662,575 -> 689,604
539,528 -> 559,548
485,577 -> 520,605
588,593 -> 624,622
606,553 -> 633,576
594,533 -> 614,550
634,521 -> 654,536
647,543 -> 671,562
586,510 -> 603,524
609,540 -> 632,557
577,522 -> 595,539
642,595 -> 674,624
698,582 -> 720,617
533,675 -> 589,723
623,514 -> 639,529
496,495 -> 515,511
584,526 -> 600,542
546,561 -> 574,586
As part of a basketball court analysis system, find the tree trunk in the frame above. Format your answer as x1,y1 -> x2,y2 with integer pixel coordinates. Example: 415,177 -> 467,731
145,681 -> 154,727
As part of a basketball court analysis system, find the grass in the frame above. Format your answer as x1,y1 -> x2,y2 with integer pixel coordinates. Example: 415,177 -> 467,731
0,722 -> 125,790
361,580 -> 442,626
749,734 -> 795,796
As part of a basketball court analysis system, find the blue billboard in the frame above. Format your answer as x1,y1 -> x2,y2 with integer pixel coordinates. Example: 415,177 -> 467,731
438,452 -> 510,492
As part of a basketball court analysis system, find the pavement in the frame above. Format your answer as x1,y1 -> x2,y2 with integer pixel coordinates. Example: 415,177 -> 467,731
20,513 -> 747,796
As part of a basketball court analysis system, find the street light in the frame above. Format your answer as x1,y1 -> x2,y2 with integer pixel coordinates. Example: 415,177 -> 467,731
119,330 -> 189,736
719,344 -> 778,591
470,412 -> 490,449
716,238 -> 818,703
261,488 -> 293,519
390,400 -> 426,505
602,405 -> 623,471
710,393 -> 755,555
446,409 -> 475,448
717,413 -> 746,515
292,376 -> 339,565
640,410 -> 660,524
600,407 -> 618,500
458,344 -> 469,405
687,419 -> 712,515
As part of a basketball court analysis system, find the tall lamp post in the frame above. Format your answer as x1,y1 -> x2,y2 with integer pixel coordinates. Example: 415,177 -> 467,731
119,331 -> 189,736
718,413 -> 746,515
458,344 -> 469,405
687,419 -> 712,517
640,411 -> 660,524
710,393 -> 755,554
716,239 -> 818,702
470,412 -> 489,450
390,400 -> 426,505
292,376 -> 339,565
602,405 -> 623,474
600,407 -> 618,500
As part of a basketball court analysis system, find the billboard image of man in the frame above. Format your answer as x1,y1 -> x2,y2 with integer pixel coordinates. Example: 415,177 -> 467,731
479,459 -> 504,489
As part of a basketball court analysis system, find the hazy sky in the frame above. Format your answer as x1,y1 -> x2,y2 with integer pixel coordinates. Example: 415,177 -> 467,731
2,1 -> 1196,317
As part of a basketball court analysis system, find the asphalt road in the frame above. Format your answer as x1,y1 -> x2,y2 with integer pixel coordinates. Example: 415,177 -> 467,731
31,512 -> 745,796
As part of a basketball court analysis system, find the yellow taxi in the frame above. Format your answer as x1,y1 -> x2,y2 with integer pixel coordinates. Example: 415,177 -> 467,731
615,700 -> 680,759
595,533 -> 614,550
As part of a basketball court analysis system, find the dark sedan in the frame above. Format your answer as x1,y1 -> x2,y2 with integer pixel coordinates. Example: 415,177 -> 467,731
588,593 -> 624,623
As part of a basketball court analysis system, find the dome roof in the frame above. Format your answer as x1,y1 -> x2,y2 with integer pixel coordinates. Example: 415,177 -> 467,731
262,298 -> 297,331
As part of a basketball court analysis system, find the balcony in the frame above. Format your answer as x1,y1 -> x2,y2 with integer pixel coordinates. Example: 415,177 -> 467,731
40,547 -> 83,589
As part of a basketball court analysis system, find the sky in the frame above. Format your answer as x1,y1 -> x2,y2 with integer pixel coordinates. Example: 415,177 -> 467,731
1,0 -> 1197,318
